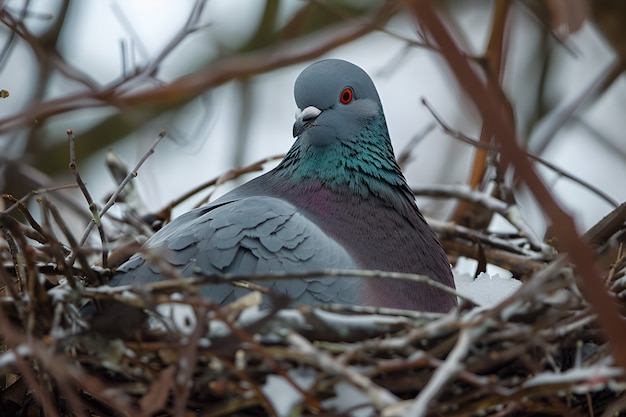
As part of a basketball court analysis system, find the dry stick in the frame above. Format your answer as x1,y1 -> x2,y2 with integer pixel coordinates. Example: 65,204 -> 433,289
417,184 -> 550,254
1,185 -> 79,214
131,0 -> 207,81
172,305 -> 207,417
0,250 -> 22,302
0,10 -> 21,69
217,359 -> 280,416
210,318 -> 308,416
528,58 -> 623,156
151,268 -> 469,304
450,0 -> 513,224
120,8 -> 390,107
396,123 -> 435,168
422,99 -> 620,208
104,150 -> 149,219
0,311 -> 61,417
0,2 -> 394,134
4,216 -> 42,325
32,353 -> 92,417
37,205 -> 84,288
585,201 -> 626,246
44,198 -> 92,289
78,130 -> 167,246
0,166 -> 87,220
441,239 -> 546,280
409,320 -> 481,416
0,8 -> 101,93
2,195 -> 48,244
410,261 -> 591,416
0,215 -> 24,292
2,0 -> 207,135
111,0 -> 209,93
478,257 -> 572,325
407,0 -> 626,369
287,332 -> 399,411
161,153 -> 284,217
212,306 -> 322,411
110,2 -> 150,63
428,217 -> 547,259
0,324 -> 122,417
515,1 -> 580,58
67,129 -> 109,268
81,268 -> 474,313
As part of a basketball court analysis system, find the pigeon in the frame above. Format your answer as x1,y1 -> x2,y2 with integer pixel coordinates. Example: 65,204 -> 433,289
109,59 -> 457,313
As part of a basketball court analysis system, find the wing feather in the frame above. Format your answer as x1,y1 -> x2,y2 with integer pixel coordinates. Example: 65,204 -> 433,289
112,196 -> 361,306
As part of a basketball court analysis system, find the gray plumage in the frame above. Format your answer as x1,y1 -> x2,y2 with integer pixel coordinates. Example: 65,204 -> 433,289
110,59 -> 457,312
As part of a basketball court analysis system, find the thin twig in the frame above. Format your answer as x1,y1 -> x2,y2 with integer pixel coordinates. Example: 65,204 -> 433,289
408,0 -> 626,368
287,332 -> 399,410
0,2 -> 395,134
84,267 -> 470,305
414,183 -> 551,253
78,130 -> 167,246
409,320 -> 481,417
422,98 -> 619,208
67,129 -> 108,268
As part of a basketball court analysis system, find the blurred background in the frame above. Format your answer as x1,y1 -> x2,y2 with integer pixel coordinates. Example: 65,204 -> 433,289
1,0 -> 625,249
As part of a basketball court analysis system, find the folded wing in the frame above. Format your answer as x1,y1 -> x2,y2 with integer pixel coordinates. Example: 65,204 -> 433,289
111,196 -> 361,305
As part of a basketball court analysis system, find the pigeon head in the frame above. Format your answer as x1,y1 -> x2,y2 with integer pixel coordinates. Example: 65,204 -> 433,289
293,59 -> 383,145
279,59 -> 406,198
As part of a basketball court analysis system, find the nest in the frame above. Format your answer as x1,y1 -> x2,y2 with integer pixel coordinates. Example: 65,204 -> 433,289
1,152 -> 626,417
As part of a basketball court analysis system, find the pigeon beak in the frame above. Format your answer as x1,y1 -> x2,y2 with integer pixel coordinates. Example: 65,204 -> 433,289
293,106 -> 322,138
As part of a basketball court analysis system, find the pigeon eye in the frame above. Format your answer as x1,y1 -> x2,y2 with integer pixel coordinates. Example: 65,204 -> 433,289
339,87 -> 353,104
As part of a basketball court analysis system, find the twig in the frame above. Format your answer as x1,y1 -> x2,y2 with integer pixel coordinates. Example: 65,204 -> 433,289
408,0 -> 626,368
211,303 -> 320,414
67,129 -> 108,268
409,320 -> 481,417
422,99 -> 619,208
87,267 -> 470,305
139,0 -> 208,79
0,215 -> 24,294
161,153 -> 284,217
585,201 -> 626,246
78,130 -> 167,246
0,155 -> 89,221
429,218 -> 549,260
0,2 -> 395,134
414,183 -> 551,253
1,194 -> 47,244
527,55 -> 623,156
0,310 -> 61,417
41,199 -> 84,289
110,2 -> 150,63
450,0 -> 513,225
397,123 -> 435,168
287,331 -> 399,410
0,7 -> 101,93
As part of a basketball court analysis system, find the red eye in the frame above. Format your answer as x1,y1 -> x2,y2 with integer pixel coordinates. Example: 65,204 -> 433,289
339,87 -> 353,104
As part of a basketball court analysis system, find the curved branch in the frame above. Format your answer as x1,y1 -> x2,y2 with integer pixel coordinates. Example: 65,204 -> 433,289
0,4 -> 395,135
407,0 -> 626,369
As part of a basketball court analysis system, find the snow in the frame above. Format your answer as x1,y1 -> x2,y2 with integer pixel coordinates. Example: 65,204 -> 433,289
453,257 -> 523,307
321,382 -> 375,417
261,368 -> 318,417
155,300 -> 197,335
